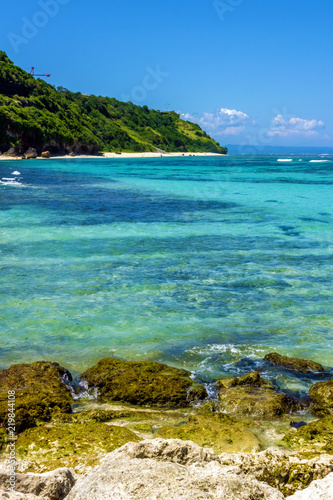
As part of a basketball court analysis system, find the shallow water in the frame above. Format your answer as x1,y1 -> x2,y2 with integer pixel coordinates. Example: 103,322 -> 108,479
0,155 -> 332,391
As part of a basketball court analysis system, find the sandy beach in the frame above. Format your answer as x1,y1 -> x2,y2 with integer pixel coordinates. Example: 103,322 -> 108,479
0,152 -> 225,161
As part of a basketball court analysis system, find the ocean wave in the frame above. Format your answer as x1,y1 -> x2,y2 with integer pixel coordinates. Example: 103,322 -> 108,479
309,160 -> 329,163
277,159 -> 293,162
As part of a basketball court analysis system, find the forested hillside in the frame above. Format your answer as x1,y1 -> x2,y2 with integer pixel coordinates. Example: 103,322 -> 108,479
0,52 -> 227,155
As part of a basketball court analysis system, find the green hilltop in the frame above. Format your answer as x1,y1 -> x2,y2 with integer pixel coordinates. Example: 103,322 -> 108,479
0,51 -> 227,155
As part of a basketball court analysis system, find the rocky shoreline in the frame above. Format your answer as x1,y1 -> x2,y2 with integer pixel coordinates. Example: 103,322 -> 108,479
0,354 -> 332,498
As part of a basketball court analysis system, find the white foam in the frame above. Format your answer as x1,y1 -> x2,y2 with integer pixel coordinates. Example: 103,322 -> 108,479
0,179 -> 23,186
11,171 -> 21,175
309,160 -> 329,163
277,159 -> 293,162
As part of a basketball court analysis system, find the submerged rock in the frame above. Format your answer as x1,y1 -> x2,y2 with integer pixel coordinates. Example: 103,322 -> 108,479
15,421 -> 140,472
155,413 -> 260,453
0,361 -> 73,433
0,468 -> 74,500
66,439 -> 284,500
80,358 -> 207,407
217,371 -> 301,418
309,379 -> 333,416
283,416 -> 333,454
286,472 -> 333,499
264,353 -> 324,374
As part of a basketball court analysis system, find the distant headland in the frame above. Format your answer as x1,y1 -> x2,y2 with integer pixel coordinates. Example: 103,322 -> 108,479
0,51 -> 227,157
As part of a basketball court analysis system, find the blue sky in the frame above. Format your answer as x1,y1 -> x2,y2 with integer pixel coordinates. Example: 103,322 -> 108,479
2,0 -> 333,147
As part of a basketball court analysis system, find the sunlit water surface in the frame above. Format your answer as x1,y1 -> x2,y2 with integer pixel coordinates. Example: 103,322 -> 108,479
1,155 -> 332,392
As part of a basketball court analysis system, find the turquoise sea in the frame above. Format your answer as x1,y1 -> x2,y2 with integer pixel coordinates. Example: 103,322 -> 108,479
1,155 -> 333,393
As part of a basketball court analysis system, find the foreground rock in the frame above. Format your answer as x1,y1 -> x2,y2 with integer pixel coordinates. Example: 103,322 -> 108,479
264,353 -> 324,374
81,358 -> 207,407
309,379 -> 333,415
286,472 -> 333,499
219,448 -> 333,497
67,439 -> 284,500
0,468 -> 74,499
0,491 -> 38,499
0,362 -> 73,432
41,151 -> 51,158
217,371 -> 301,418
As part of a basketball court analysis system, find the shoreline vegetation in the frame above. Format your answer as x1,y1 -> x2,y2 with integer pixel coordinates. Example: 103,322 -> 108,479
0,51 -> 227,157
0,354 -> 332,498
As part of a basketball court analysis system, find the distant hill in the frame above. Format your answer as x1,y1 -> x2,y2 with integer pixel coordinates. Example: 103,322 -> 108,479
0,51 -> 227,155
226,144 -> 333,155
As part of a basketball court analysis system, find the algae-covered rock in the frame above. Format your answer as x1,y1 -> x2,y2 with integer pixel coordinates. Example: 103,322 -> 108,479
217,372 -> 301,419
283,416 -> 333,454
219,447 -> 333,497
15,421 -> 140,472
216,371 -> 274,389
155,413 -> 260,453
80,358 -> 207,407
264,353 -> 324,374
127,423 -> 154,434
0,361 -> 73,432
309,379 -> 333,416
219,387 -> 300,418
286,472 -> 333,500
52,409 -> 133,424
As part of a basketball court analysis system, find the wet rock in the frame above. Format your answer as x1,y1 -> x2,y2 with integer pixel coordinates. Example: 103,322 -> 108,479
217,372 -> 300,418
15,421 -> 140,472
66,439 -> 284,500
0,361 -> 73,432
41,151 -> 51,158
219,387 -> 299,419
216,371 -> 273,389
309,379 -> 333,416
264,353 -> 324,374
23,148 -> 37,159
155,413 -> 260,453
80,358 -> 207,407
0,468 -> 75,500
283,416 -> 333,454
286,472 -> 333,499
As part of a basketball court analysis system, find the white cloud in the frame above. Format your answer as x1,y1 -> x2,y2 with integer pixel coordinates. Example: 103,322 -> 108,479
215,126 -> 245,136
183,107 -> 250,136
268,114 -> 325,137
